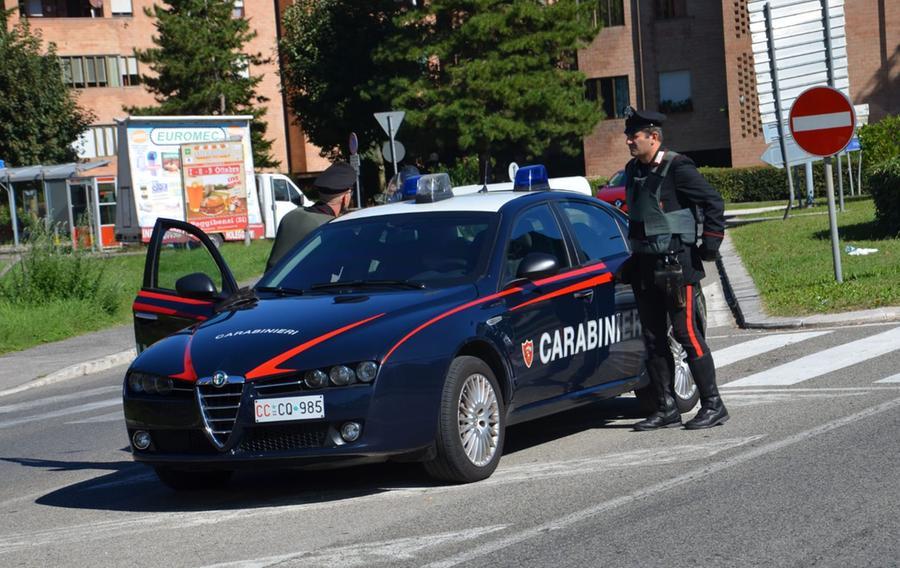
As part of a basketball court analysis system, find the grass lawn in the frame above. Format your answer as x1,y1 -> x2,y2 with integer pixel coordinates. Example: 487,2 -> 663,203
0,240 -> 272,355
728,198 -> 900,316
726,194 -> 870,212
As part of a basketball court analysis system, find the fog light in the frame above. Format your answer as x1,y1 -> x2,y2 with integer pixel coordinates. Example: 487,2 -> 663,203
356,361 -> 378,383
329,365 -> 355,386
132,430 -> 152,450
340,422 -> 361,442
304,369 -> 328,389
127,374 -> 143,393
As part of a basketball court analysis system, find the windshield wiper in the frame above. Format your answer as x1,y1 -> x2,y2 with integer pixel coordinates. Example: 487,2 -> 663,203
310,279 -> 425,291
256,286 -> 306,296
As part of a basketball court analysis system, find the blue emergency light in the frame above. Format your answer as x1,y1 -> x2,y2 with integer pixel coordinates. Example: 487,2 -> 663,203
414,173 -> 454,203
513,164 -> 550,192
400,175 -> 422,200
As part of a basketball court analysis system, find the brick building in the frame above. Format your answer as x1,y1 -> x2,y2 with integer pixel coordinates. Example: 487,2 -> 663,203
579,0 -> 898,179
4,0 -> 329,178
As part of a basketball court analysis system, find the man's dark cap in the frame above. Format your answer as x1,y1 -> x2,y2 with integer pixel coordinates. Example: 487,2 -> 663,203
623,106 -> 667,135
314,162 -> 355,194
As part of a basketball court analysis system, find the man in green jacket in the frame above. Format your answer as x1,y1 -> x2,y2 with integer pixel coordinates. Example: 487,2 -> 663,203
265,162 -> 355,272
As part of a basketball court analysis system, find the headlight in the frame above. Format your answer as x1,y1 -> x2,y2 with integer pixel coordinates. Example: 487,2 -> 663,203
127,372 -> 175,395
329,365 -> 355,386
304,369 -> 328,389
127,373 -> 144,393
356,361 -> 378,383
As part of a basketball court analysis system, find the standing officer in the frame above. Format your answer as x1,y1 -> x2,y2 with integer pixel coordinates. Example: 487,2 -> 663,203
265,162 -> 355,271
621,107 -> 729,431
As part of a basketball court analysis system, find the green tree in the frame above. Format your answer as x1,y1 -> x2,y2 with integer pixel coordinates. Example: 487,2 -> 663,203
378,0 -> 602,180
280,0 -> 409,159
127,0 -> 277,168
0,8 -> 93,167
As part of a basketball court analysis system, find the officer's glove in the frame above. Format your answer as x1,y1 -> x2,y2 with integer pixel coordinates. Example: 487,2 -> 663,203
699,241 -> 719,261
615,255 -> 636,284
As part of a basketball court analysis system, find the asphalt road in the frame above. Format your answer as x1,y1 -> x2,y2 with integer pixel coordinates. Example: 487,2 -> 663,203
1,323 -> 899,567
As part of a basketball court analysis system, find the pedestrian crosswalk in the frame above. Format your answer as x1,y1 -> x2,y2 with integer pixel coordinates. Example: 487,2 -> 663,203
0,325 -> 898,429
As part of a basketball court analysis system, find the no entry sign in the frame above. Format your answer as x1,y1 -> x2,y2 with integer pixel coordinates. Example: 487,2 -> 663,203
789,86 -> 856,157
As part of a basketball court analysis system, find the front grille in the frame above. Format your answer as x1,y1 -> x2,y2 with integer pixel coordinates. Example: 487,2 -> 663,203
254,376 -> 305,396
197,383 -> 244,449
239,423 -> 329,453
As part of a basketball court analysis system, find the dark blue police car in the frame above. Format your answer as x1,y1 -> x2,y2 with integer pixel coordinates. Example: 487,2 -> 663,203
123,167 -> 699,490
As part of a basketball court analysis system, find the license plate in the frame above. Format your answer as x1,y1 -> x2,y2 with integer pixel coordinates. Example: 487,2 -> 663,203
254,395 -> 324,423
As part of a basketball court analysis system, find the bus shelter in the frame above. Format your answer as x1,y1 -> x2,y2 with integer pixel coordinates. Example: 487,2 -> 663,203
0,160 -> 112,249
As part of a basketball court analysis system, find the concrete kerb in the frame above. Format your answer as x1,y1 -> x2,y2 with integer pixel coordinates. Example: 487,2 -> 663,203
0,348 -> 135,398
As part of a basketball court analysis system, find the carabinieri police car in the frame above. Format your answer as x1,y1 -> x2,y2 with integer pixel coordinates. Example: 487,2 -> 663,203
123,166 -> 700,490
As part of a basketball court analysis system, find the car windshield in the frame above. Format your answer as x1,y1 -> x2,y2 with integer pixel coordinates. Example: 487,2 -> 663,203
259,212 -> 497,291
607,170 -> 626,187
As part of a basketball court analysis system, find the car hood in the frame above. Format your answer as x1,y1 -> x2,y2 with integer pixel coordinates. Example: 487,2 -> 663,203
131,286 -> 478,381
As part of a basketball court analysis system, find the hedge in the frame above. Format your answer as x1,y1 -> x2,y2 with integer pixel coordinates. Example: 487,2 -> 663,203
858,115 -> 900,176
867,156 -> 900,236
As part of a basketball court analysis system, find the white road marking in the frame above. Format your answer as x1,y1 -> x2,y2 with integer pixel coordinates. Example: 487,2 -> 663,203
875,373 -> 900,384
722,326 -> 900,387
0,386 -> 120,414
722,387 -> 900,392
424,395 -> 900,568
0,399 -> 121,429
66,410 -> 124,424
200,526 -> 508,568
792,111 -> 852,131
712,331 -> 831,368
723,392 -> 867,408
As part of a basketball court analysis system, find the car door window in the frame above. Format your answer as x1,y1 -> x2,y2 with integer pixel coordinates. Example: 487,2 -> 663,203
272,178 -> 290,202
288,185 -> 304,206
156,227 -> 224,292
558,201 -> 628,263
504,204 -> 569,282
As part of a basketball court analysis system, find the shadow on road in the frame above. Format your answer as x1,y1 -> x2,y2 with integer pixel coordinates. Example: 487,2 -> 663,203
6,397 -> 645,514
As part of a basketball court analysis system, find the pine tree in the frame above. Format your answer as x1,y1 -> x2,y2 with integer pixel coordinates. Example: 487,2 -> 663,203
127,0 -> 277,168
378,0 -> 602,180
0,8 -> 94,167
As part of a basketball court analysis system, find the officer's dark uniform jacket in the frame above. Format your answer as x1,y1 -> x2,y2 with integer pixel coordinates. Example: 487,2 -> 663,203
264,202 -> 334,272
624,149 -> 725,288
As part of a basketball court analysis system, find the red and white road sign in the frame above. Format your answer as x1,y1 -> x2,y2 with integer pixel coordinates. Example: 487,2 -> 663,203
789,86 -> 856,157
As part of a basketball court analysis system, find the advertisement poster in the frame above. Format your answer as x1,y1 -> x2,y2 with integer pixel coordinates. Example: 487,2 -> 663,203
181,141 -> 248,233
124,119 -> 261,241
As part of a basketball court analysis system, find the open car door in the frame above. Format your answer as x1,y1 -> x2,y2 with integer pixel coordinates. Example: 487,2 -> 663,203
132,218 -> 239,353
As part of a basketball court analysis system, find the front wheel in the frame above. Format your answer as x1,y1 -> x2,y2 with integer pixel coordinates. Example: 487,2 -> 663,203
424,356 -> 505,483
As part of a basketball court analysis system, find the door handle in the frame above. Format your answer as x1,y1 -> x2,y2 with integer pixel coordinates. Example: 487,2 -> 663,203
135,312 -> 159,321
573,289 -> 594,301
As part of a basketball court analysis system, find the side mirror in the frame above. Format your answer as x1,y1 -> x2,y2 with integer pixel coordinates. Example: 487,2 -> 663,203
517,252 -> 560,281
175,272 -> 218,299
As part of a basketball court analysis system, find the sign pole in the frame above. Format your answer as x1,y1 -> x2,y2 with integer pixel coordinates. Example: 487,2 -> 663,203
836,150 -> 845,211
820,0 -> 842,281
386,116 -> 398,179
804,161 -> 814,206
764,3 -> 796,217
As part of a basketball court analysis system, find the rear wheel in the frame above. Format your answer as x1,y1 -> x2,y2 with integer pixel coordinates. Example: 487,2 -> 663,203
208,233 -> 225,248
424,356 -> 505,483
154,467 -> 232,491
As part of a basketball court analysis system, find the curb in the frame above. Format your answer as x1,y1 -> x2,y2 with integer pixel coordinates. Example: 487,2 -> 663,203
0,348 -> 136,398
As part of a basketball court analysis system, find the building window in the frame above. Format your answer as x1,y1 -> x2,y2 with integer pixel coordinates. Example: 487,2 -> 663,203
74,125 -> 118,159
594,0 -> 624,27
110,0 -> 132,16
659,70 -> 692,113
60,56 -> 140,88
655,0 -> 687,19
20,0 -> 99,18
232,0 -> 244,18
586,76 -> 630,119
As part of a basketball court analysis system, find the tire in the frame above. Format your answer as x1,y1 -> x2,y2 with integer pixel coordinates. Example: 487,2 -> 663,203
634,288 -> 707,414
423,356 -> 505,483
209,233 -> 225,248
154,467 -> 232,491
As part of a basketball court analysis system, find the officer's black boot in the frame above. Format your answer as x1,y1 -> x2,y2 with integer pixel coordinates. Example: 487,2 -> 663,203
634,355 -> 682,431
684,354 -> 729,429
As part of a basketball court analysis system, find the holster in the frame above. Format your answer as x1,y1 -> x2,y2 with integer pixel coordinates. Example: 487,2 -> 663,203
654,255 -> 686,308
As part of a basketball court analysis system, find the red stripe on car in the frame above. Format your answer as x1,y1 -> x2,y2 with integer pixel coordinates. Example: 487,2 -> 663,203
132,301 -> 208,321
511,272 -> 613,312
381,288 -> 523,365
138,290 -> 214,305
171,335 -> 197,381
245,313 -> 386,380
532,262 -> 606,286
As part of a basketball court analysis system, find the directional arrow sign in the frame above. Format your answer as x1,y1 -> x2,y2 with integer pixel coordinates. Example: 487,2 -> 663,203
374,111 -> 405,137
761,138 -> 820,168
789,86 -> 855,157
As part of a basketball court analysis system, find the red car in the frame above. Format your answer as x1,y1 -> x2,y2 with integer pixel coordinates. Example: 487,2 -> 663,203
595,170 -> 627,212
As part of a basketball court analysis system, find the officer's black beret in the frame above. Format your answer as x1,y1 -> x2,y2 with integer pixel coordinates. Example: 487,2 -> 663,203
314,162 -> 356,194
624,106 -> 667,135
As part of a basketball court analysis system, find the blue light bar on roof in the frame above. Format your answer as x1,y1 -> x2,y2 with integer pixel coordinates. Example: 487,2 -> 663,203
400,174 -> 422,200
513,164 -> 550,192
415,173 -> 454,203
